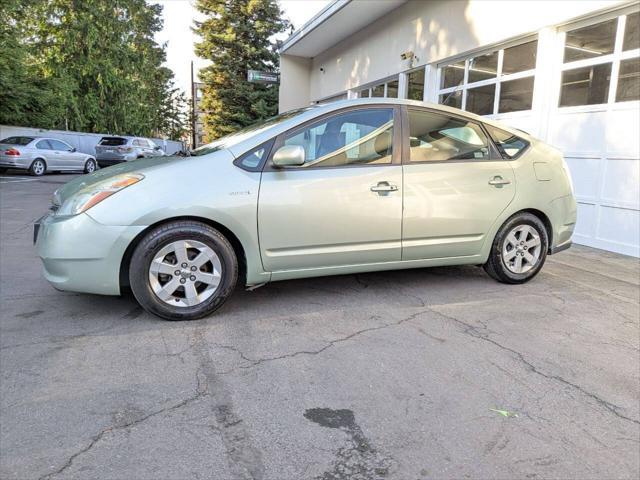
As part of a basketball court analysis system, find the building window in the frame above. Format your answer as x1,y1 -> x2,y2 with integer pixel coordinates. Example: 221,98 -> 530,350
559,11 -> 640,107
437,38 -> 538,116
357,77 -> 400,99
407,68 -> 425,101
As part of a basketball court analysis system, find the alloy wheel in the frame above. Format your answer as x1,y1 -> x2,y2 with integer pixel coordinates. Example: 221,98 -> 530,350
148,239 -> 222,307
32,160 -> 45,175
502,224 -> 542,274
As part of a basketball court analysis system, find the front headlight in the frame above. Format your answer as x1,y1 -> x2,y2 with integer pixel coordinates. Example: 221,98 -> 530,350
56,174 -> 144,216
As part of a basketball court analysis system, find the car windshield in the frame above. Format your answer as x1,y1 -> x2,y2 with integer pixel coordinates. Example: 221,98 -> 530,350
0,136 -> 34,146
190,107 -> 316,157
98,137 -> 128,146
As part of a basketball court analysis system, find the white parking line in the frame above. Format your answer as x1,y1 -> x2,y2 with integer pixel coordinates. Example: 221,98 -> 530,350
0,177 -> 40,184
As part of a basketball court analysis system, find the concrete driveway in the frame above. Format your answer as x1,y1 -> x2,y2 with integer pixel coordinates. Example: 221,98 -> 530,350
1,173 -> 639,480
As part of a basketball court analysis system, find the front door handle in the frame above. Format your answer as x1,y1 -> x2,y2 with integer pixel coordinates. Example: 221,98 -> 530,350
488,176 -> 511,187
370,181 -> 398,195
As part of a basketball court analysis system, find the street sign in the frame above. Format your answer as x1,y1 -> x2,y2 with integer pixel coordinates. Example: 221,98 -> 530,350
247,70 -> 279,84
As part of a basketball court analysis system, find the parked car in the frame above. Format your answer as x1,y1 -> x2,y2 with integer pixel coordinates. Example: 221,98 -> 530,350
35,99 -> 576,320
95,136 -> 164,167
0,136 -> 97,176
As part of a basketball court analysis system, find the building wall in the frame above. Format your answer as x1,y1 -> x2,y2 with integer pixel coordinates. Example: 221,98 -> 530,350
306,0 -> 625,102
279,55 -> 312,113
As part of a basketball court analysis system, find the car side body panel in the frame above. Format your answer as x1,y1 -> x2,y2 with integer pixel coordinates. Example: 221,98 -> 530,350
85,152 -> 271,287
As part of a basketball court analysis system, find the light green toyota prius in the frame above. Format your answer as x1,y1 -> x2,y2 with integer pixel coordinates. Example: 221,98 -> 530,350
35,99 -> 576,320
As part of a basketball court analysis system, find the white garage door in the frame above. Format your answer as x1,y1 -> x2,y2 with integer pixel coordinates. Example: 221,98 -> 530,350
547,11 -> 639,257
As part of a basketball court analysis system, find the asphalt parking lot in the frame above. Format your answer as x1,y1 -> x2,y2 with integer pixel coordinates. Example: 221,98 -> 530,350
1,172 -> 639,480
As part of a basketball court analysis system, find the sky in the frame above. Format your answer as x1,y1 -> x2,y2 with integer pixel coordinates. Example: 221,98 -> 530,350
154,0 -> 331,95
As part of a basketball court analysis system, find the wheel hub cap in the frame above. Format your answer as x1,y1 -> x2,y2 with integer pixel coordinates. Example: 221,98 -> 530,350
148,239 -> 222,307
502,224 -> 542,274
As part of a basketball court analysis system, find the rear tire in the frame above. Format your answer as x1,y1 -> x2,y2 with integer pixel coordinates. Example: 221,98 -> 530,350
484,212 -> 548,284
129,221 -> 238,321
29,159 -> 46,176
84,158 -> 97,174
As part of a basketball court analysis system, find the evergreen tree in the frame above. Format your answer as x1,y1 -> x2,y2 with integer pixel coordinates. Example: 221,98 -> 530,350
0,0 -> 188,140
194,0 -> 289,139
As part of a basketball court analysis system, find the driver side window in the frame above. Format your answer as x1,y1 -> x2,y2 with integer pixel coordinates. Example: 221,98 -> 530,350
283,108 -> 394,168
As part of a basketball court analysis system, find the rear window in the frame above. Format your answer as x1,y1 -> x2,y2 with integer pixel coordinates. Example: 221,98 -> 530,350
0,136 -> 34,146
98,137 -> 128,146
485,125 -> 530,159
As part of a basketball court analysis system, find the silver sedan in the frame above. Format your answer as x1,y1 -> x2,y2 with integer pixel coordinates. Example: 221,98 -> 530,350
0,136 -> 98,176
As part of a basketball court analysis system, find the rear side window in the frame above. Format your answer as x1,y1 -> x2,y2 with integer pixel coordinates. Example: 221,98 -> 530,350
0,136 -> 34,146
36,140 -> 53,150
99,137 -> 127,146
485,124 -> 529,159
407,109 -> 490,162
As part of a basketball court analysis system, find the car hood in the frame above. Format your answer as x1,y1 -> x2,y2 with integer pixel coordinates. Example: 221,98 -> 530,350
53,155 -> 191,206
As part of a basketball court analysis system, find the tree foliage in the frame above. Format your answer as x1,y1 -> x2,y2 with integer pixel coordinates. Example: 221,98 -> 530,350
194,0 -> 289,140
0,0 -> 187,140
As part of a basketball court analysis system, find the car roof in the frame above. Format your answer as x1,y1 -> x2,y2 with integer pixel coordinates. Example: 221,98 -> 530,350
309,98 -> 529,137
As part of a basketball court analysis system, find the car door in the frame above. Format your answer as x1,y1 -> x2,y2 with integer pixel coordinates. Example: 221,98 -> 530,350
401,107 -> 516,260
34,139 -> 57,167
258,106 -> 403,272
48,139 -> 75,169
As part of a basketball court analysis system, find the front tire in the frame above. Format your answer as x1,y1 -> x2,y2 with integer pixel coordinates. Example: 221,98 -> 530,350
129,221 -> 238,321
29,159 -> 46,176
484,212 -> 548,284
84,158 -> 97,174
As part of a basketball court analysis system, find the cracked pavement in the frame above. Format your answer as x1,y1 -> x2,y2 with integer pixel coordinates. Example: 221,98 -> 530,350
1,174 -> 639,479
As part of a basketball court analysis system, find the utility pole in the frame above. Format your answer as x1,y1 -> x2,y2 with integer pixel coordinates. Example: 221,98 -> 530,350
190,61 -> 196,150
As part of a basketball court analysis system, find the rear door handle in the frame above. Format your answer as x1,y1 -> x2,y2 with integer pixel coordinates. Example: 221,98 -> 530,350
370,181 -> 398,194
488,176 -> 511,187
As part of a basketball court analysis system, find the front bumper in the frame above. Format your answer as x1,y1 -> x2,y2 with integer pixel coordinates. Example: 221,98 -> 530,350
35,212 -> 145,295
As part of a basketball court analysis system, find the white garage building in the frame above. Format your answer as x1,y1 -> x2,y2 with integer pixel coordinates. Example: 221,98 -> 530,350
278,0 -> 640,256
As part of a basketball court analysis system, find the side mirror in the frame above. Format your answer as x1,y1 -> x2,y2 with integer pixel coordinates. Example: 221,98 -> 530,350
154,146 -> 161,151
272,145 -> 305,167
70,147 -> 76,152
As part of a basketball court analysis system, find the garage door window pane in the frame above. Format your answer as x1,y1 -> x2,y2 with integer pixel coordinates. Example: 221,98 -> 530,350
623,12 -> 639,51
616,58 -> 640,102
439,90 -> 462,109
372,84 -> 385,97
407,69 -> 425,100
440,61 -> 465,89
386,80 -> 398,98
499,77 -> 534,113
564,19 -> 617,63
359,89 -> 370,98
466,84 -> 495,115
502,41 -> 538,74
408,110 -> 490,162
468,51 -> 498,83
283,108 -> 394,168
559,63 -> 611,106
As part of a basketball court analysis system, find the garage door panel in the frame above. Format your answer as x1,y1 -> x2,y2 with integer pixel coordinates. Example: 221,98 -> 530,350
549,111 -> 606,154
602,158 -> 640,207
605,109 -> 640,158
574,203 -> 597,238
597,206 -> 640,248
564,157 -> 601,199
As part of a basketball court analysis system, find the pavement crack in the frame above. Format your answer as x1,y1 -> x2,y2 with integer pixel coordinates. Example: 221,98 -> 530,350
218,311 -> 427,373
428,306 -> 640,427
38,392 -> 207,480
